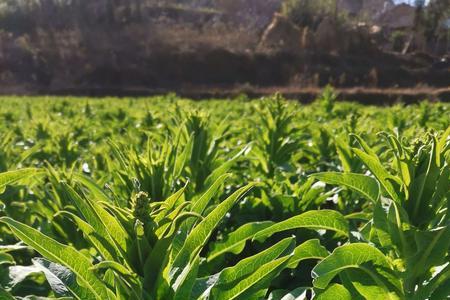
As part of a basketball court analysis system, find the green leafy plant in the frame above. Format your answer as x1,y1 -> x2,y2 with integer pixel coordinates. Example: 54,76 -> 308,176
0,96 -> 448,299
1,173 -> 256,299
311,129 -> 450,299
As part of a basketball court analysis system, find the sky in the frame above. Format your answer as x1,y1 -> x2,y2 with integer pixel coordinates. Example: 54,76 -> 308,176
393,0 -> 430,4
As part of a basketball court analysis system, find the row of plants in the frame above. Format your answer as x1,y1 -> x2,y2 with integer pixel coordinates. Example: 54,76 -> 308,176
0,94 -> 448,299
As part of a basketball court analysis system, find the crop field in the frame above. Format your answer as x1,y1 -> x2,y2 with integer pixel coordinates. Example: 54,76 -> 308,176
0,94 -> 449,300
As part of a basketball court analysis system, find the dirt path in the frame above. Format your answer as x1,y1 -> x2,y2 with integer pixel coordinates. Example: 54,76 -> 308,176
6,86 -> 446,103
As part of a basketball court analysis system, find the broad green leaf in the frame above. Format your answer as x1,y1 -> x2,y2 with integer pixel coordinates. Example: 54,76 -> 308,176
0,217 -> 113,300
176,133 -> 193,174
335,139 -> 354,173
351,134 -> 378,158
312,172 -> 380,203
352,149 -> 402,203
0,168 -> 41,193
373,200 -> 409,256
143,236 -> 173,290
315,284 -> 352,300
73,173 -> 111,203
33,258 -> 93,299
155,183 -> 188,223
372,200 -> 394,248
312,243 -> 390,290
171,174 -> 229,260
58,211 -> 116,261
173,255 -> 200,300
0,288 -> 14,300
191,174 -> 230,217
342,268 -> 402,300
61,183 -> 129,259
215,237 -> 295,286
207,221 -> 274,262
407,136 -> 440,224
253,210 -> 349,241
90,261 -> 133,277
169,183 -> 255,290
437,126 -> 450,159
203,144 -> 250,187
213,255 -> 292,300
193,237 -> 295,299
430,167 -> 449,210
407,226 -> 450,280
288,239 -> 329,269
0,252 -> 14,265
380,133 -> 411,188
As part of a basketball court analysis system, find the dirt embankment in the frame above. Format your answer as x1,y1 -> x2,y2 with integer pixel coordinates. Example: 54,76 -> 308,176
0,3 -> 449,103
2,48 -> 449,102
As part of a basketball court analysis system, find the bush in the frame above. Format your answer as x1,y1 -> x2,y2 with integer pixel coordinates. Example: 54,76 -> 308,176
280,0 -> 337,27
391,30 -> 408,52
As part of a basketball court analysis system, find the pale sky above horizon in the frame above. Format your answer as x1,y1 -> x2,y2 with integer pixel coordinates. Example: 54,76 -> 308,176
393,0 -> 430,4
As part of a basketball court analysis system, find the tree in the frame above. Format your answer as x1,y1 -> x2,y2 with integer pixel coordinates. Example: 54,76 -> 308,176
424,0 -> 450,45
280,0 -> 338,28
410,0 -> 450,53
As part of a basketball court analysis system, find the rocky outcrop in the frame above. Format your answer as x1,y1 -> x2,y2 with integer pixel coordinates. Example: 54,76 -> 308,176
315,18 -> 339,52
362,0 -> 395,19
337,0 -> 363,16
377,3 -> 415,30
338,0 -> 394,19
258,13 -> 303,51
216,0 -> 280,29
259,13 -> 376,54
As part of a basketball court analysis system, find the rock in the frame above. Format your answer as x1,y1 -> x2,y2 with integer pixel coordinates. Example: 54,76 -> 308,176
338,0 -> 394,19
300,26 -> 314,49
216,0 -> 280,29
337,0 -> 363,16
258,13 -> 302,52
362,0 -> 395,19
259,12 -> 376,54
377,3 -> 415,30
315,17 -> 339,52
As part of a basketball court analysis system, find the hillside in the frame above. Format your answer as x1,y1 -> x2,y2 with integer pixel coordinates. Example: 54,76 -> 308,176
0,0 -> 449,100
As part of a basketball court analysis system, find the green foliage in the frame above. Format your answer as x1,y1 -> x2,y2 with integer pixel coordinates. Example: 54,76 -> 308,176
0,96 -> 448,299
281,0 -> 337,27
312,129 -> 450,299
